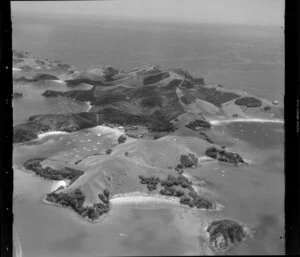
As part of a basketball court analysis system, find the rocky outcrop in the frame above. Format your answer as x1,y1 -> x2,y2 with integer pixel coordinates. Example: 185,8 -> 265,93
207,219 -> 248,253
235,96 -> 262,107
23,158 -> 84,181
185,119 -> 212,131
205,147 -> 244,164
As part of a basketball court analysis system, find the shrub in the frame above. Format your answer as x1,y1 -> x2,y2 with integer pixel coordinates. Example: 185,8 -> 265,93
117,135 -> 127,144
264,106 -> 271,111
180,153 -> 198,168
106,149 -> 112,155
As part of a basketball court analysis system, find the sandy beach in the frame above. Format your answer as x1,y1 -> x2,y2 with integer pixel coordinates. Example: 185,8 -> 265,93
209,118 -> 284,126
37,131 -> 69,139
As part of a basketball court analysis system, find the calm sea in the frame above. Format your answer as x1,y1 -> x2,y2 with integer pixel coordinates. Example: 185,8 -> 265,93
12,15 -> 284,101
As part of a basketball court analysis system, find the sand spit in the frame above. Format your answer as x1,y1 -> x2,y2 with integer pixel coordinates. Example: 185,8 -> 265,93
209,118 -> 284,125
37,131 -> 69,139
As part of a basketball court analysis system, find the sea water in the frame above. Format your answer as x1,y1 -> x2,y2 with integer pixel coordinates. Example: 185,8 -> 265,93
12,14 -> 284,101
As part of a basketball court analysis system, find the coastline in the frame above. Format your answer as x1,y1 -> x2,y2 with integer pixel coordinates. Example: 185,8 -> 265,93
37,131 -> 69,139
209,118 -> 284,126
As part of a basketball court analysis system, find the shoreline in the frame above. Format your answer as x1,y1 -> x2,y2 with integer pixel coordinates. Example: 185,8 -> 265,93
209,118 -> 284,125
110,192 -> 180,205
37,131 -> 69,139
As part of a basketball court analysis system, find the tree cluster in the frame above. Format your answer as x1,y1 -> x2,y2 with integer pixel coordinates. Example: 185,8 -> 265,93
117,135 -> 127,144
205,147 -> 244,164
138,175 -> 160,191
234,96 -> 262,108
23,158 -> 84,181
46,188 -> 111,221
186,119 -> 212,131
180,153 -> 198,168
179,191 -> 213,209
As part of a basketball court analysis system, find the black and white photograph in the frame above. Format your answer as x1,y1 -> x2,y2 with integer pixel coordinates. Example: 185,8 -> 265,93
11,0 -> 286,256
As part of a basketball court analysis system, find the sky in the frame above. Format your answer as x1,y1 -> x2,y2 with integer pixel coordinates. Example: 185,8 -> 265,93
12,0 -> 284,26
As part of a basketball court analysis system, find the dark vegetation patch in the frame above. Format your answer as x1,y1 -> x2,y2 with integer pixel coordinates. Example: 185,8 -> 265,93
117,135 -> 127,144
195,87 -> 240,106
186,119 -> 212,131
140,96 -> 163,108
205,147 -> 244,164
138,174 -> 214,209
106,148 -> 112,155
46,188 -> 111,221
147,120 -> 176,132
199,132 -> 214,144
166,79 -> 182,89
181,80 -> 195,89
263,106 -> 271,111
32,74 -> 59,81
179,194 -> 213,209
23,158 -> 84,182
13,92 -> 23,98
234,96 -> 262,107
207,219 -> 247,253
65,79 -> 108,87
143,72 -> 170,85
42,89 -> 94,102
138,176 -> 160,191
180,153 -> 198,168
